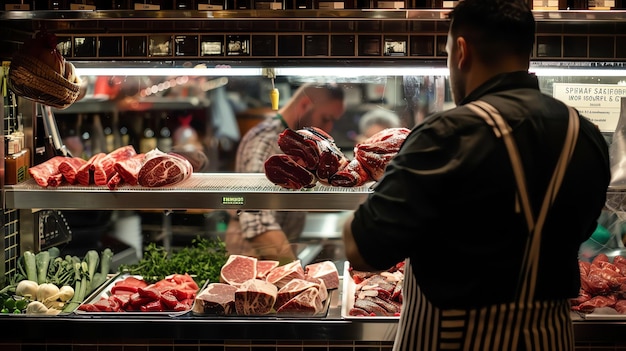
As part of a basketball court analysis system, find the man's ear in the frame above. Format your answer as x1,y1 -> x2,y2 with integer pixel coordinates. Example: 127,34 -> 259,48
297,93 -> 313,114
457,36 -> 471,71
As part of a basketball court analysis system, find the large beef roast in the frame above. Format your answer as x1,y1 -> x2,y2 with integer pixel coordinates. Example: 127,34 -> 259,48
277,128 -> 321,171
264,154 -> 317,190
355,127 -> 410,181
58,157 -> 87,185
234,279 -> 277,315
137,149 -> 193,187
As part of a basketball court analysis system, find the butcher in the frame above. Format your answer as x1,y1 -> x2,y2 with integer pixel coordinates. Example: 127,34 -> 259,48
343,0 -> 610,350
227,83 -> 346,264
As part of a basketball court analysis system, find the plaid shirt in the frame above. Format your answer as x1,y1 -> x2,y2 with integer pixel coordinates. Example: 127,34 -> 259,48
235,117 -> 305,240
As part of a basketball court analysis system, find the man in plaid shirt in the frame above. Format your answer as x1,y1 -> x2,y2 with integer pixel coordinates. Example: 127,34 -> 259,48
230,83 -> 345,263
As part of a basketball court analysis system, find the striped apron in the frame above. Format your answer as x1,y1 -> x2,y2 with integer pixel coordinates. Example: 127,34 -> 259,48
393,100 -> 580,351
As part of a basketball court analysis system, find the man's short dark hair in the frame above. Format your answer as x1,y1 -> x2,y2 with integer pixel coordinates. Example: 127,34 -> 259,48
448,0 -> 535,65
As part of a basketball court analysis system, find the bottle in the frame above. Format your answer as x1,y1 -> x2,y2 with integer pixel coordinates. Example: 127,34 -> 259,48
139,112 -> 157,154
157,112 -> 173,153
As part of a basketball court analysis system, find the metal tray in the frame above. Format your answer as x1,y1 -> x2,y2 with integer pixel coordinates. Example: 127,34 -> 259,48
575,307 -> 626,320
341,261 -> 400,320
192,280 -> 334,319
74,274 -> 193,317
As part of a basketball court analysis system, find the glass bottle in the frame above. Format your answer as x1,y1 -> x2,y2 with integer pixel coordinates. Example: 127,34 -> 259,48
139,113 -> 157,154
157,112 -> 173,153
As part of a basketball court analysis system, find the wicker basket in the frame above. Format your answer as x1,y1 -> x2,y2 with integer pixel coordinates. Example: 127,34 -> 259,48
8,52 -> 81,109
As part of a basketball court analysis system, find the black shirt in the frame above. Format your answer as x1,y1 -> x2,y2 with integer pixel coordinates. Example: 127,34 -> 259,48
351,71 -> 611,309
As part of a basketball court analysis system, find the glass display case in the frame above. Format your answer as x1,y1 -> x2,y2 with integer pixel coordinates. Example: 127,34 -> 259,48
2,8 -> 626,350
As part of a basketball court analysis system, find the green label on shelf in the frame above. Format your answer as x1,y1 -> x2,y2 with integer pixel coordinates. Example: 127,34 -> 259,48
222,196 -> 244,206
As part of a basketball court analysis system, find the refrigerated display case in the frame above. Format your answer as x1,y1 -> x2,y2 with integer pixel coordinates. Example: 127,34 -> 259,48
2,8 -> 626,350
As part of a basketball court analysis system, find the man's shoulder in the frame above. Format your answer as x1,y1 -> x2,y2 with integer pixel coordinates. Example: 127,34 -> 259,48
241,119 -> 281,142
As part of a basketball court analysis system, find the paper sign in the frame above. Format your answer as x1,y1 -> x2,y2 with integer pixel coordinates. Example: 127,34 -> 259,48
553,83 -> 626,133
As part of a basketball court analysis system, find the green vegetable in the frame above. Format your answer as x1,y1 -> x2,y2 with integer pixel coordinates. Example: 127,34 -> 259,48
89,248 -> 113,294
35,251 -> 50,284
63,276 -> 86,313
84,250 -> 99,282
120,236 -> 228,287
24,251 -> 38,283
47,247 -> 61,260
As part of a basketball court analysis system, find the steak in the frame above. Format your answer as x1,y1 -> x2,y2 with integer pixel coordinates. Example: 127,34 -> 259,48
193,283 -> 238,315
305,261 -> 340,290
28,156 -> 67,187
275,278 -> 320,309
76,153 -> 103,186
234,279 -> 277,315
264,154 -> 317,190
220,255 -> 258,287
355,127 -> 410,181
58,157 -> 87,185
106,172 -> 123,190
137,149 -> 193,187
92,145 -> 137,186
256,260 -> 280,279
114,153 -> 146,185
266,260 -> 305,288
276,286 -> 323,315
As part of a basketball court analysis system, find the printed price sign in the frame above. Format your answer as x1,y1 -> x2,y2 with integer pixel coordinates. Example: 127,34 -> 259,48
553,83 -> 626,133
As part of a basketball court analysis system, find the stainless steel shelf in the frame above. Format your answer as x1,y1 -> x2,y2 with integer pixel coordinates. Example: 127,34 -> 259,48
4,173 -> 371,211
2,9 -> 626,22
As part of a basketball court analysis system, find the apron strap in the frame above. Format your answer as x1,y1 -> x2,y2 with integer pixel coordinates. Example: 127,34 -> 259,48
466,100 -> 580,303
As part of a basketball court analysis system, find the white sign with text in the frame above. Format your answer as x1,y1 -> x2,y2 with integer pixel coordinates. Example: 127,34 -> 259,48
553,83 -> 626,133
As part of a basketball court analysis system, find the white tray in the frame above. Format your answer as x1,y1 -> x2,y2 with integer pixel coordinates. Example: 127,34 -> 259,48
340,261 -> 400,320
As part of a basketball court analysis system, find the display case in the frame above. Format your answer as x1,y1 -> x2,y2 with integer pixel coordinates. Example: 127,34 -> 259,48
2,8 -> 626,350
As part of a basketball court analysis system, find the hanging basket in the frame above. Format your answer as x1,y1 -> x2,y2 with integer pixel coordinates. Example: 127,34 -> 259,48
8,52 -> 81,110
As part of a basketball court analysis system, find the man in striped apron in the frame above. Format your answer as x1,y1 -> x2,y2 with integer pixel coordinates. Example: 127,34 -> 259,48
343,0 -> 611,350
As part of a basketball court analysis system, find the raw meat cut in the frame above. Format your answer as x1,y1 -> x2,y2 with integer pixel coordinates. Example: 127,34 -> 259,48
234,279 -> 277,315
275,278 -> 320,309
266,260 -> 305,288
58,157 -> 87,185
107,172 -> 123,190
277,128 -> 320,171
355,127 -> 410,181
305,261 -> 340,289
296,127 -> 349,184
47,172 -> 65,187
28,156 -> 67,187
264,154 -> 317,190
305,276 -> 328,302
220,255 -> 258,287
256,260 -> 280,279
114,154 -> 146,185
137,149 -> 193,187
276,286 -> 323,315
348,261 -> 405,317
329,159 -> 372,187
193,283 -> 238,315
92,145 -> 137,186
75,153 -> 102,186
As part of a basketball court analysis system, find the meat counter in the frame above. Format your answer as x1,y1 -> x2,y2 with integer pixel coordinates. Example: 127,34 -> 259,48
2,8 -> 626,350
